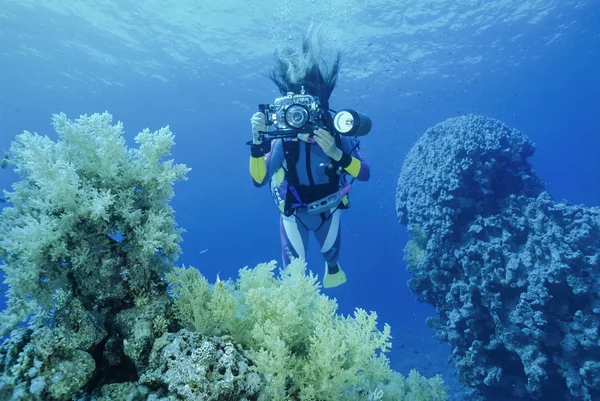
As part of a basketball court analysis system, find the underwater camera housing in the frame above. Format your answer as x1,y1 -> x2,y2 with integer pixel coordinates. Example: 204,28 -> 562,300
257,86 -> 371,141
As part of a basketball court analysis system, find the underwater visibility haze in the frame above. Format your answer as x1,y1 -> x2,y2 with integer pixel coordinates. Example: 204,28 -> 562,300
0,1 -> 599,400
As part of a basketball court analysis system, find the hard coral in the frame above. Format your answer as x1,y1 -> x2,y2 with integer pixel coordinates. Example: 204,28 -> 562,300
396,114 -> 600,400
139,329 -> 262,400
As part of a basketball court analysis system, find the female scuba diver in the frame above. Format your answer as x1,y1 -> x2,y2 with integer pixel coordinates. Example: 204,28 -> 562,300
248,26 -> 370,289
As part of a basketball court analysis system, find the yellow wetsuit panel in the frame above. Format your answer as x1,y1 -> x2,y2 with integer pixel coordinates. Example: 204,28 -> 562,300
250,156 -> 267,184
344,156 -> 361,178
272,168 -> 286,213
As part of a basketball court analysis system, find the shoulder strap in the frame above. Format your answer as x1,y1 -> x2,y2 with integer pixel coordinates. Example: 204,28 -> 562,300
282,139 -> 300,185
280,139 -> 302,215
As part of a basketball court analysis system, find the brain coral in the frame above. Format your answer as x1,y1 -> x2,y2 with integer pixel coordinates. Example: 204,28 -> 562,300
396,114 -> 600,401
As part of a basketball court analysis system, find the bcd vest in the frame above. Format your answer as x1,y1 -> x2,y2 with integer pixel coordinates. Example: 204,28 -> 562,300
270,135 -> 351,217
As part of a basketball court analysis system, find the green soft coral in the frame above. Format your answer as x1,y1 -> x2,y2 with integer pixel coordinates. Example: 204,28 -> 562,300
0,112 -> 190,335
166,258 -> 448,401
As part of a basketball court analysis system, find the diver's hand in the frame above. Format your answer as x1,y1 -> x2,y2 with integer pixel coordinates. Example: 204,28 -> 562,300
313,128 -> 342,161
251,112 -> 266,144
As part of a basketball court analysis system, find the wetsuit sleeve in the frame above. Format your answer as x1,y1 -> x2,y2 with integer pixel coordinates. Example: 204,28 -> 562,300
249,139 -> 284,187
337,137 -> 370,181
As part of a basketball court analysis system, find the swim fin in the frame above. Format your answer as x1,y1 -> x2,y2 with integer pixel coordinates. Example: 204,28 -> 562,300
323,262 -> 346,289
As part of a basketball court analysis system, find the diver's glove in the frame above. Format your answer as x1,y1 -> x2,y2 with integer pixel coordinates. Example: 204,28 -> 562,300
250,112 -> 266,145
249,112 -> 270,157
337,152 -> 353,168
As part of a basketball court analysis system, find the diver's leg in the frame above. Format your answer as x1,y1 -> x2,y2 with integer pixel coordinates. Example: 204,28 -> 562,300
314,209 -> 346,288
280,213 -> 309,267
314,209 -> 342,265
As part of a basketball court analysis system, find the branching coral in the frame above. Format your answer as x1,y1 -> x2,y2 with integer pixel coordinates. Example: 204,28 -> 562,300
166,258 -> 449,401
0,112 -> 190,334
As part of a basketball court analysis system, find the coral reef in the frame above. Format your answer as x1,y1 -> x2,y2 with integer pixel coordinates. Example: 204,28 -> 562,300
0,112 -> 190,399
0,112 -> 447,400
396,114 -> 600,400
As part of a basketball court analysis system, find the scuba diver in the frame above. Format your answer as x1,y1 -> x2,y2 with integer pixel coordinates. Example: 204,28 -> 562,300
248,26 -> 371,289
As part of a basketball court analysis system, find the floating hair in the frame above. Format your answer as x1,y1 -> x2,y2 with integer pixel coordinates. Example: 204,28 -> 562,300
268,23 -> 342,109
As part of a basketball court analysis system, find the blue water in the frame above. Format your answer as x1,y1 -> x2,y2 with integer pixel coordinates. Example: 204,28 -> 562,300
0,1 -> 598,399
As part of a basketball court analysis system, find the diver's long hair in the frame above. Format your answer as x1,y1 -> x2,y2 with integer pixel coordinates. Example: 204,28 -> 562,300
268,24 -> 341,110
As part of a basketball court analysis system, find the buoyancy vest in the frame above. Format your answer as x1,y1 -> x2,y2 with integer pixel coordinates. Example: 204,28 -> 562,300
270,134 -> 352,217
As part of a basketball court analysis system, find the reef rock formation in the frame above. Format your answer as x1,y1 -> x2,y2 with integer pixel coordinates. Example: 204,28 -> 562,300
396,114 -> 600,401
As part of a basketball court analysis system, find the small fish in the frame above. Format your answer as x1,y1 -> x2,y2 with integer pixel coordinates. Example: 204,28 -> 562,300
215,273 -> 224,288
1,151 -> 8,169
199,248 -> 209,255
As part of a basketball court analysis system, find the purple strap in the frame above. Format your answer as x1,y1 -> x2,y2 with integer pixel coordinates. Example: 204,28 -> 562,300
339,184 -> 352,197
289,185 -> 305,208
